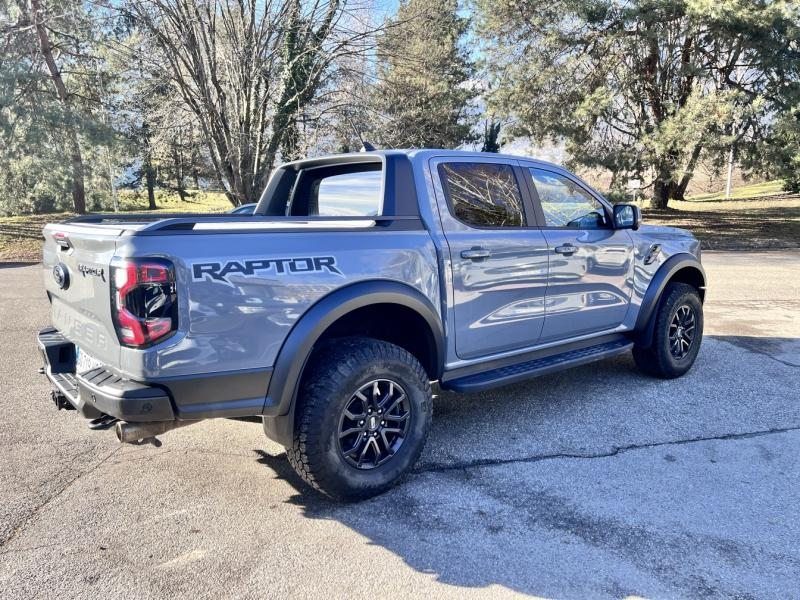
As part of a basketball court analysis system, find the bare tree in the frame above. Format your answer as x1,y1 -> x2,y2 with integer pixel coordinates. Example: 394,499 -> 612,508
123,0 -> 377,206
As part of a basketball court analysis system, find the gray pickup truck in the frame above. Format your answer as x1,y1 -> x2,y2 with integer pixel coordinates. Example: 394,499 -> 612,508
38,150 -> 705,500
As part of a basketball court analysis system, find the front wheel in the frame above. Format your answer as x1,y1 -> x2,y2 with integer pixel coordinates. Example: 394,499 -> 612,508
286,337 -> 432,501
633,282 -> 704,379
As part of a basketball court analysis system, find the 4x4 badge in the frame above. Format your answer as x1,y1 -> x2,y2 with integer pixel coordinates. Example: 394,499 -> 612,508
78,264 -> 105,280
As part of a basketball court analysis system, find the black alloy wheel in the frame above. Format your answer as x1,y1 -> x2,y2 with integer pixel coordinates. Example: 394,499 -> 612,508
668,304 -> 697,359
337,379 -> 412,469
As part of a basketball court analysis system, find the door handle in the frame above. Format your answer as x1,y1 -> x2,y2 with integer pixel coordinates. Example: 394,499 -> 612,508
461,248 -> 492,260
554,244 -> 577,256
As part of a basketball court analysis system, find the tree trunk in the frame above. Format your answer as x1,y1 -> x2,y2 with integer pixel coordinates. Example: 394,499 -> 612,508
175,177 -> 186,202
171,146 -> 186,201
145,162 -> 156,209
609,170 -> 619,194
674,143 -> 704,201
725,145 -> 735,198
141,122 -> 157,210
651,164 -> 679,209
30,0 -> 86,214
650,181 -> 671,209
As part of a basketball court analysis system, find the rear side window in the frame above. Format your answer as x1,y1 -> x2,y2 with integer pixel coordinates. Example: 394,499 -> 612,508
313,170 -> 382,216
439,162 -> 526,227
529,169 -> 608,229
289,163 -> 382,217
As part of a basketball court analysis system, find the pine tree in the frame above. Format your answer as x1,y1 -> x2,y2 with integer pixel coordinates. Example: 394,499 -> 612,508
371,0 -> 475,149
1,0 -> 119,215
477,0 -> 800,208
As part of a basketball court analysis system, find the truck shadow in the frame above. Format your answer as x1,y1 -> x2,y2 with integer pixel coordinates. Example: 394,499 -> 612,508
252,335 -> 800,598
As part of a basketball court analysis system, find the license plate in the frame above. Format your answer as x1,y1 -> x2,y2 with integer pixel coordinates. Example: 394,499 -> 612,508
75,347 -> 105,374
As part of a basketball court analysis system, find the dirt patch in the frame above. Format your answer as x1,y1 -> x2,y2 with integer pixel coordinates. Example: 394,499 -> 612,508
0,213 -> 74,262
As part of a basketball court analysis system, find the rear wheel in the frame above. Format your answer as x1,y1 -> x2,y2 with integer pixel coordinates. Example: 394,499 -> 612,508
633,282 -> 703,379
286,337 -> 432,501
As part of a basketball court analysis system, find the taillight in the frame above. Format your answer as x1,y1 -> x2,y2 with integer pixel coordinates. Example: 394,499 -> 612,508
110,258 -> 178,348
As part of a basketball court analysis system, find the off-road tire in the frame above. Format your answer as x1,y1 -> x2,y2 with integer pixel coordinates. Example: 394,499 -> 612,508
633,282 -> 703,379
286,337 -> 432,501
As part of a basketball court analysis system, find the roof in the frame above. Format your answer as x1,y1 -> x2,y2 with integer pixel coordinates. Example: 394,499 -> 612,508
279,149 -> 567,174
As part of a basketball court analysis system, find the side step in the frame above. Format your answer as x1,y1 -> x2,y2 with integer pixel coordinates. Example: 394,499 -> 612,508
442,339 -> 634,393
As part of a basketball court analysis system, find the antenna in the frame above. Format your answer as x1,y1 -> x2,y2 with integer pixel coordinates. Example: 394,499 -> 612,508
345,116 -> 377,152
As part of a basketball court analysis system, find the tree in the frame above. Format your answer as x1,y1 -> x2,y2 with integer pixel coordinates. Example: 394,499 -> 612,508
477,0 -> 800,208
124,0 -> 370,206
481,117 -> 502,153
1,1 -> 125,215
759,105 -> 800,192
370,0 -> 475,149
325,52 -> 378,153
28,0 -> 86,213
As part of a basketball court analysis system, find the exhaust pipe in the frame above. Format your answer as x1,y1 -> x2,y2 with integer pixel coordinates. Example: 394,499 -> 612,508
115,420 -> 198,444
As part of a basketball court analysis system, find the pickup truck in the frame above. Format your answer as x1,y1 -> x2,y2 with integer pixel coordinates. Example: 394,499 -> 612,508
38,150 -> 705,500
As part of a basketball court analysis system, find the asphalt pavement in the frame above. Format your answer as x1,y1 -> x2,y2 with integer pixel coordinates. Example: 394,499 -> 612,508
1,251 -> 798,599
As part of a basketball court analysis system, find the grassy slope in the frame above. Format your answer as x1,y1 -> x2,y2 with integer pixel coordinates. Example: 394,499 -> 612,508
0,190 -> 231,262
683,180 -> 785,202
2,181 -> 798,261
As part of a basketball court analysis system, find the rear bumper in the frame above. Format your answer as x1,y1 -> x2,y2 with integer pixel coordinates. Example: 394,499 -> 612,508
38,327 -> 175,421
37,327 -> 271,422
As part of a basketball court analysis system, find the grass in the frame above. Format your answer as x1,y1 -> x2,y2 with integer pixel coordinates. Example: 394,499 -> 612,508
683,180 -> 786,202
0,190 -> 231,262
111,189 -> 231,213
643,180 -> 800,250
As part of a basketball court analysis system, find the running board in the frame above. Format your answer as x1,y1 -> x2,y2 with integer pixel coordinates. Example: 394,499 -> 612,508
442,339 -> 634,393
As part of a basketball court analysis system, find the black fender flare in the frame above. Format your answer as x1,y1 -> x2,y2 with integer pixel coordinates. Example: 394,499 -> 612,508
262,280 -> 444,446
633,253 -> 706,348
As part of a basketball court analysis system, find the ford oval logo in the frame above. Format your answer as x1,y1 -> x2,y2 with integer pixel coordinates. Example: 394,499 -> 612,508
53,264 -> 70,290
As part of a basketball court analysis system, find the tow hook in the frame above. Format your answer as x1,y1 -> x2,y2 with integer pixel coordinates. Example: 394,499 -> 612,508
51,390 -> 74,411
88,414 -> 119,431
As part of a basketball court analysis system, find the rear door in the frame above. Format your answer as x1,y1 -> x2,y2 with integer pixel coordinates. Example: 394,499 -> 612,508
523,166 -> 633,341
431,157 -> 549,360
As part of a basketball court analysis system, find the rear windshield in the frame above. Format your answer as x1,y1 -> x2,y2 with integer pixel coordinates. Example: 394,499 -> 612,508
288,163 -> 383,217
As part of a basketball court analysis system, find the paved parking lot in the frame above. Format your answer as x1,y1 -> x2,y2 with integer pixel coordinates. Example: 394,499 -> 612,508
1,251 -> 798,599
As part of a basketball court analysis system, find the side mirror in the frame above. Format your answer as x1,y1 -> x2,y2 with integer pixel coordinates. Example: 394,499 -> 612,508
613,204 -> 641,230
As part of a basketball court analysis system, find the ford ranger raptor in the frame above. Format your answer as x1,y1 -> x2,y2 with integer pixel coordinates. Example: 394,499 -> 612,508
38,150 -> 705,500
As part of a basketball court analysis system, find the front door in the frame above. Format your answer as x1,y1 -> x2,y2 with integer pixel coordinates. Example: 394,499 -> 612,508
433,158 -> 550,360
524,167 -> 633,342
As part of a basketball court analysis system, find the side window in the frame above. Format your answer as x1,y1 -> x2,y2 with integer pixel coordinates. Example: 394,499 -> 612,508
439,162 -> 526,227
529,169 -> 608,229
290,163 -> 382,216
313,170 -> 382,216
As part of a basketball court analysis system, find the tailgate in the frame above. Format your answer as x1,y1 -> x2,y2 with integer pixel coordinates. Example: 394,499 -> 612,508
42,223 -> 124,369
